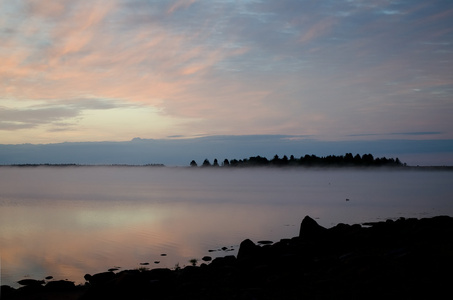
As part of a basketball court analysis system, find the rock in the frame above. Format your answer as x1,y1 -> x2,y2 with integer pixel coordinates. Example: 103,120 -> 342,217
45,275 -> 53,280
209,255 -> 237,268
237,239 -> 260,260
299,215 -> 327,240
202,256 -> 212,262
45,280 -> 75,291
257,240 -> 273,245
84,271 -> 115,285
17,279 -> 45,286
148,268 -> 174,281
1,285 -> 16,298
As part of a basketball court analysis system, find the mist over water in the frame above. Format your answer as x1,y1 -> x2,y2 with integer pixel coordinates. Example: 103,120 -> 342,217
1,167 -> 452,287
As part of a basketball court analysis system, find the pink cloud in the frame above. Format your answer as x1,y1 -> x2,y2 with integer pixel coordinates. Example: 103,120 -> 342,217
0,1 -> 249,114
26,0 -> 69,18
167,0 -> 197,15
299,17 -> 337,44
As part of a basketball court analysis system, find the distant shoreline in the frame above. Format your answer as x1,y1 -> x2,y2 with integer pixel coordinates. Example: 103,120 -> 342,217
3,152 -> 453,169
1,164 -> 452,170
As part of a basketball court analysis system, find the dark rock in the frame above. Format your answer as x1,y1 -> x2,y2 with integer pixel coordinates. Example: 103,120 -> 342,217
237,239 -> 259,260
16,283 -> 45,295
209,255 -> 237,268
45,275 -> 53,280
299,215 -> 327,240
257,240 -> 273,245
84,271 -> 115,285
1,285 -> 16,298
45,280 -> 75,290
202,255 -> 212,262
17,279 -> 45,286
148,268 -> 174,281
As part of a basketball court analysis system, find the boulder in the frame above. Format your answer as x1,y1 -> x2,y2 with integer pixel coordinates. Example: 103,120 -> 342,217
237,239 -> 260,260
209,255 -> 237,268
299,216 -> 327,240
1,285 -> 16,298
45,280 -> 75,291
84,271 -> 115,285
202,256 -> 212,262
17,279 -> 45,286
148,268 -> 174,281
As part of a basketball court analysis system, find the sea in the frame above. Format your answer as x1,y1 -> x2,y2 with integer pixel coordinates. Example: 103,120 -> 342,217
1,166 -> 452,287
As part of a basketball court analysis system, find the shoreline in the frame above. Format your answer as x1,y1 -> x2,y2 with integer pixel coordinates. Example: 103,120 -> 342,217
2,215 -> 453,299
1,164 -> 453,170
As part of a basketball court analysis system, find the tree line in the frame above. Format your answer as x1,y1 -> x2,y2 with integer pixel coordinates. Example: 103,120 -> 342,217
190,153 -> 405,168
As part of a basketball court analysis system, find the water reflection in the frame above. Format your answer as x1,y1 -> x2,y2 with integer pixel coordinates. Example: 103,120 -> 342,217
1,167 -> 452,287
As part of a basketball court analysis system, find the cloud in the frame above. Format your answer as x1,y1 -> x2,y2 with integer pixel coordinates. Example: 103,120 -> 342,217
348,132 -> 443,137
0,0 -> 452,143
167,0 -> 197,14
299,18 -> 337,44
25,0 -> 72,19
0,98 -> 138,132
0,106 -> 79,130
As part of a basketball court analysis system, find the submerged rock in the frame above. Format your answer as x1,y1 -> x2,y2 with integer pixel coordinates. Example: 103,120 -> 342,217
257,240 -> 273,245
17,279 -> 45,286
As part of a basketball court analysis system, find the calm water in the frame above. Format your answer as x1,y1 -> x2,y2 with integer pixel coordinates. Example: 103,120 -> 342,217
1,166 -> 452,287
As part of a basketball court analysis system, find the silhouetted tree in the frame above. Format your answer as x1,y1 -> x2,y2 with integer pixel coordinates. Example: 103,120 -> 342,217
223,159 -> 230,167
362,154 -> 374,165
202,159 -> 211,167
271,155 -> 281,165
213,159 -> 219,167
345,153 -> 354,164
190,160 -> 198,167
249,156 -> 269,166
282,155 -> 289,165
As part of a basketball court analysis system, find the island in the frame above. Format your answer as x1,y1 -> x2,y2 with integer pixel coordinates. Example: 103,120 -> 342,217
190,153 -> 405,167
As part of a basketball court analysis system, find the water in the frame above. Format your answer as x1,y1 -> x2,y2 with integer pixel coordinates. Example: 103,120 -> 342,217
1,166 -> 452,287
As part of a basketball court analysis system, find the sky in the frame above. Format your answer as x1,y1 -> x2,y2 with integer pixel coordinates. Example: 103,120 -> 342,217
1,0 -> 453,161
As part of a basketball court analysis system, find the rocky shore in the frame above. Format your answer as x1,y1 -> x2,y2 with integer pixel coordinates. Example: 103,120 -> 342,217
2,215 -> 453,299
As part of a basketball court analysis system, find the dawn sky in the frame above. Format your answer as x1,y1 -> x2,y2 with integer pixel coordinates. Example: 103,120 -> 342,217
1,0 -> 452,145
